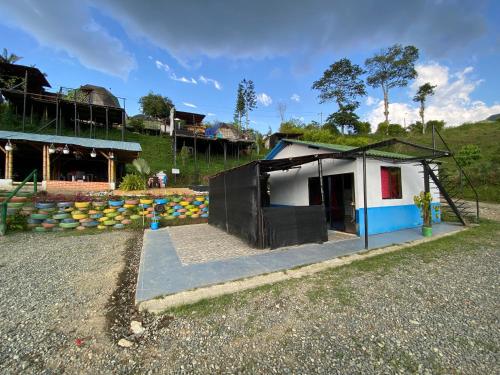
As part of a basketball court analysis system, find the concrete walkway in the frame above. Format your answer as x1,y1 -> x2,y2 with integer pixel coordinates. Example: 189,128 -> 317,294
135,223 -> 461,303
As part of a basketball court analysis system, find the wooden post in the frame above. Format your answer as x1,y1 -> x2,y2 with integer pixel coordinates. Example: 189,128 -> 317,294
46,146 -> 51,181
0,146 -> 7,179
7,149 -> 13,180
22,70 -> 27,131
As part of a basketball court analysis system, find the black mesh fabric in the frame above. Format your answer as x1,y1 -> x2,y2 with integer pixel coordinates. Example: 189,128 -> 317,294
208,163 -> 261,247
262,205 -> 328,249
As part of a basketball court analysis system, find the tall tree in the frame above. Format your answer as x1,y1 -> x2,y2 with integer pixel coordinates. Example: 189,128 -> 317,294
325,104 -> 360,134
413,82 -> 436,134
312,58 -> 366,134
242,79 -> 257,129
276,101 -> 287,123
234,82 -> 245,128
365,44 -> 419,129
138,92 -> 173,119
0,48 -> 22,64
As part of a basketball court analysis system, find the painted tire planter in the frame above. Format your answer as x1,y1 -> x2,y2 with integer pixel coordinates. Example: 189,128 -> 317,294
90,213 -> 103,219
53,213 -> 70,220
59,222 -> 79,229
121,219 -> 132,225
108,200 -> 124,207
61,218 -> 77,223
31,213 -> 49,220
76,226 -> 86,231
124,204 -> 137,209
44,219 -> 58,224
195,197 -> 205,202
74,202 -> 90,209
165,216 -> 175,220
72,214 -> 88,220
97,225 -> 107,230
36,202 -> 56,209
82,221 -> 99,228
57,202 -> 74,208
34,226 -> 48,232
79,218 -> 93,223
103,208 -> 116,214
139,199 -> 153,205
106,212 -> 119,218
130,215 -> 141,220
27,218 -> 43,224
115,215 -> 125,221
125,199 -> 139,205
154,198 -> 167,205
191,214 -> 200,218
103,220 -> 117,226
99,217 -> 108,222
201,213 -> 209,218
113,223 -> 125,229
42,222 -> 57,229
10,196 -> 28,203
92,201 -> 106,208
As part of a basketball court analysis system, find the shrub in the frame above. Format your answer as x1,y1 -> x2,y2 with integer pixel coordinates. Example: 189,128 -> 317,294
119,174 -> 146,191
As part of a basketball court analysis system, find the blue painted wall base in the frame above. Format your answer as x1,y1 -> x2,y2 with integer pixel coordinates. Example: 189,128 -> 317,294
356,203 -> 441,236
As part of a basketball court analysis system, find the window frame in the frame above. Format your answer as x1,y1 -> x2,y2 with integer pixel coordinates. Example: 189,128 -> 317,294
380,166 -> 402,200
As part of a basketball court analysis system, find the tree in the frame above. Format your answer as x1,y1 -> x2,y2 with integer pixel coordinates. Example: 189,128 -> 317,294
138,92 -> 173,119
242,79 -> 257,129
365,44 -> 419,129
426,120 -> 444,133
279,118 -> 304,133
325,104 -> 360,134
1,48 -> 22,64
234,82 -> 245,129
376,122 -> 406,136
277,101 -> 287,123
413,82 -> 436,134
312,58 -> 366,134
353,121 -> 371,135
128,116 -> 144,133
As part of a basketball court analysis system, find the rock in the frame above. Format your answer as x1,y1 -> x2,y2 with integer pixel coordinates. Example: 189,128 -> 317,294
118,338 -> 134,348
131,320 -> 145,335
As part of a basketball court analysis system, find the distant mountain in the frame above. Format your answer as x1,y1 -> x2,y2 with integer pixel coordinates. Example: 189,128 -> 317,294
486,113 -> 500,121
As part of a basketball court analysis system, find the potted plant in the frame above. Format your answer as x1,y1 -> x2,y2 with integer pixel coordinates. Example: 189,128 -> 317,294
414,191 -> 433,237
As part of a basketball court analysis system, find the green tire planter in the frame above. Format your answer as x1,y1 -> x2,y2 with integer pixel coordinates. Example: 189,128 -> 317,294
106,212 -> 119,218
7,202 -> 25,208
31,213 -> 49,220
33,226 -> 48,232
422,226 -> 432,237
59,222 -> 79,229
130,214 -> 141,220
104,220 -> 117,226
53,213 -> 70,220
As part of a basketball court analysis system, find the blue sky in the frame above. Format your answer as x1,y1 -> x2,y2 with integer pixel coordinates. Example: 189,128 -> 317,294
0,0 -> 499,133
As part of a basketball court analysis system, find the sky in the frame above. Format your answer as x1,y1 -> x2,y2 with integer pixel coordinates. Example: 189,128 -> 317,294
0,0 -> 499,134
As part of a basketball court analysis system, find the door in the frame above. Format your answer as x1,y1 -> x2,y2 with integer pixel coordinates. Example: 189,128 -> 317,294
308,173 -> 356,234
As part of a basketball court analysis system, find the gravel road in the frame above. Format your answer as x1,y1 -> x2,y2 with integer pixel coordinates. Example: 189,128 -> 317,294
0,219 -> 499,374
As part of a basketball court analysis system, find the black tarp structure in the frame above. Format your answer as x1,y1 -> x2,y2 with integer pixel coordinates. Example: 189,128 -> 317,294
209,160 -> 328,249
209,137 -> 474,250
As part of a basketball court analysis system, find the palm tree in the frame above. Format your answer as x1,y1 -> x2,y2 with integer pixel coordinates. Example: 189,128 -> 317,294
1,48 -> 22,64
413,82 -> 436,134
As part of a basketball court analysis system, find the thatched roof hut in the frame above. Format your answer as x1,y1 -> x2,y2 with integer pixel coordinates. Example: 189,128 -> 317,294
79,84 -> 120,108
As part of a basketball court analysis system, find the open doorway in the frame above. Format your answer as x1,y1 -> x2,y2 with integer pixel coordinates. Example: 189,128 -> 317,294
308,172 -> 356,234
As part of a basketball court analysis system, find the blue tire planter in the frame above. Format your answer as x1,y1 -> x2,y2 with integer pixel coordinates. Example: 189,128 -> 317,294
36,202 -> 56,209
174,205 -> 182,210
43,219 -> 59,224
90,213 -> 103,219
27,218 -> 43,224
82,221 -> 99,228
118,207 -> 127,212
154,198 -> 167,205
201,213 -> 209,218
113,223 -> 125,229
57,201 -> 74,208
61,218 -> 76,223
108,200 -> 124,207
172,212 -> 181,217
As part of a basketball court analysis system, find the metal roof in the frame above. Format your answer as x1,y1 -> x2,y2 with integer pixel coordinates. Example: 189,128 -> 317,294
0,130 -> 141,152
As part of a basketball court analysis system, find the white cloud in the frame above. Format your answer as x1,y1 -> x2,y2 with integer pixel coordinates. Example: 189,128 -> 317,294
183,102 -> 197,108
365,96 -> 377,106
199,75 -> 222,90
0,0 -> 136,80
155,59 -> 169,71
366,63 -> 500,127
290,94 -> 300,102
207,112 -> 216,116
257,93 -> 273,107
170,73 -> 197,84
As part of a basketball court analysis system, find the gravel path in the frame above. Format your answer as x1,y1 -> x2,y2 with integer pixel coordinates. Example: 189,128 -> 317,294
1,220 -> 499,374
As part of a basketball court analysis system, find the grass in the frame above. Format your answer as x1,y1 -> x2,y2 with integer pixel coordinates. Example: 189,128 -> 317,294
162,219 -> 499,317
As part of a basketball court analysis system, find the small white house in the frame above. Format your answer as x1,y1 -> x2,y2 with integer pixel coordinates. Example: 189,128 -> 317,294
266,139 -> 441,236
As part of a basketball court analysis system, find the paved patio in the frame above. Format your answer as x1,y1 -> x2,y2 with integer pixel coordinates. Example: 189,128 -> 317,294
135,222 -> 462,303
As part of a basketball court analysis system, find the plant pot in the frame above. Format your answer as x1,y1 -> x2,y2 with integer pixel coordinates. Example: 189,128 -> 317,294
150,222 -> 159,230
108,200 -> 124,207
422,226 -> 432,237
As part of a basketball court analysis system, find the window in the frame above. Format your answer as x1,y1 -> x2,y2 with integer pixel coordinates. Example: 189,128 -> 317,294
381,167 -> 402,199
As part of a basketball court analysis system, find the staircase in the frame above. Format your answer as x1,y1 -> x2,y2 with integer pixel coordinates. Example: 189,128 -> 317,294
420,128 -> 479,225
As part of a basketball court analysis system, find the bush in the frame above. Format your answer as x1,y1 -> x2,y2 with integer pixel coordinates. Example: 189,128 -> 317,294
119,174 -> 146,191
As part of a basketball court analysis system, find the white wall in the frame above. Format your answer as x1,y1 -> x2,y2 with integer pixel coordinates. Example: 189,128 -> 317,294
268,143 -> 439,208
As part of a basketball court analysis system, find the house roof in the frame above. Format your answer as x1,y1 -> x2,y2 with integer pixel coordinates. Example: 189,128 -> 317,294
265,138 -> 412,160
0,62 -> 51,88
0,130 -> 142,152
